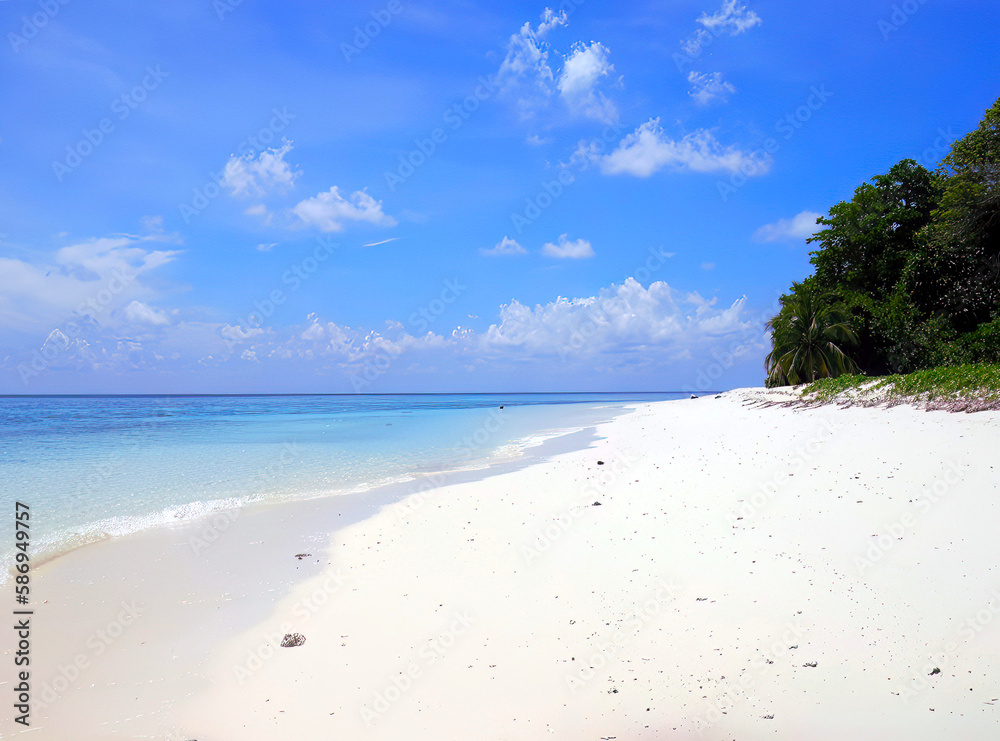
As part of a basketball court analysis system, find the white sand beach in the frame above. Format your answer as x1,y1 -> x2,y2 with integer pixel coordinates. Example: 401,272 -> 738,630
8,390 -> 1000,739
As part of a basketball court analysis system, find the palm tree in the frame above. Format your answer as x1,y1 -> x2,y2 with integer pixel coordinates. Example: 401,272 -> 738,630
765,284 -> 860,387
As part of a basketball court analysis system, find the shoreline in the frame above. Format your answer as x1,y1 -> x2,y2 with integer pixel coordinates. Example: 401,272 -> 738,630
3,401 -> 630,586
5,391 -> 1000,739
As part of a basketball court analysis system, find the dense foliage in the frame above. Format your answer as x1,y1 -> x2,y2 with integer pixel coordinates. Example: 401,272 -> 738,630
765,97 -> 1000,386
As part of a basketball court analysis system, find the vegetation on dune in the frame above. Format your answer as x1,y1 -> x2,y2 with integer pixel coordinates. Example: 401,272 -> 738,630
800,364 -> 1000,409
765,97 -> 1000,394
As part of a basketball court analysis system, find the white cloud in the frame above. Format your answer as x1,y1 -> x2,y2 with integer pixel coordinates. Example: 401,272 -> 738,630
483,279 -> 748,354
363,237 -> 402,247
498,9 -> 619,124
481,236 -> 527,257
752,211 -> 822,242
701,262 -> 716,271
223,140 -> 299,197
497,9 -> 567,102
292,187 -> 396,232
681,1 -> 762,60
541,234 -> 594,259
0,234 -> 181,330
698,0 -> 762,35
256,242 -> 277,252
0,271 -> 765,389
687,71 -> 736,105
558,42 -> 617,123
124,300 -> 170,326
598,119 -> 770,177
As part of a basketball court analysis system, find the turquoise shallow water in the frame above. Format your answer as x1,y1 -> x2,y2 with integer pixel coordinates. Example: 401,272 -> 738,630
0,393 -> 684,573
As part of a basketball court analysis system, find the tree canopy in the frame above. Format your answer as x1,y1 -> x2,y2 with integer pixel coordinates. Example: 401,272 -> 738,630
766,97 -> 1000,386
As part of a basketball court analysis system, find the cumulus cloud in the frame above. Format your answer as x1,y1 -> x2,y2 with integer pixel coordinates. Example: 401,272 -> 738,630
541,234 -> 594,259
0,234 -> 181,330
558,42 -> 617,122
483,279 -> 749,355
687,71 -> 736,105
223,140 -> 299,197
124,300 -> 170,326
497,9 -> 567,105
598,119 -> 770,177
292,187 -> 396,232
752,211 -> 822,242
481,236 -> 528,257
498,9 -> 618,124
1,271 -> 766,391
231,279 -> 751,367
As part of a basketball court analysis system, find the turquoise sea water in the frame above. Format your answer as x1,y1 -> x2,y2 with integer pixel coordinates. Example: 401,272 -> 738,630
0,393 -> 684,575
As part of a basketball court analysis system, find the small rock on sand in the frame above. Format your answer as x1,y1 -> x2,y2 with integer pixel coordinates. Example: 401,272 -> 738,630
281,633 -> 306,647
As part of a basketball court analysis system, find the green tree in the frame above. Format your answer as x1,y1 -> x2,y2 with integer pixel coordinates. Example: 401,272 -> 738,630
765,282 -> 860,387
910,97 -> 1000,332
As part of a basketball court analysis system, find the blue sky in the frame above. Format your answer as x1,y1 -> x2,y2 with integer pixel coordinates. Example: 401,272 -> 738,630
0,0 -> 997,393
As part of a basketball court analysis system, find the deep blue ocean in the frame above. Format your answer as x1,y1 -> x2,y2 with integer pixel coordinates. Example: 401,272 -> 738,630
0,393 -> 684,575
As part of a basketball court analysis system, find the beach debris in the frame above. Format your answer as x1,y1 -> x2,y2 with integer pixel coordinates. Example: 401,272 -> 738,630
592,501 -> 602,506
695,597 -> 707,601
803,662 -> 817,667
280,633 -> 306,647
690,394 -> 698,399
499,405 -> 504,409
929,667 -> 941,675
763,714 -> 774,719
294,553 -> 311,560
597,460 -> 605,465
